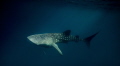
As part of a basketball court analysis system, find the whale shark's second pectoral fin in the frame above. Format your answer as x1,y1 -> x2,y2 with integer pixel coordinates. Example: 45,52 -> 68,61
52,43 -> 63,55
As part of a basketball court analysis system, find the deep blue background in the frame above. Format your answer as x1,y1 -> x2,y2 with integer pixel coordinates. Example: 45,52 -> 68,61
1,0 -> 120,66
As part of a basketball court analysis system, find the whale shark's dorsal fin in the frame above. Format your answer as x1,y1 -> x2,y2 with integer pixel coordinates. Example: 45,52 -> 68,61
63,30 -> 71,36
52,43 -> 63,55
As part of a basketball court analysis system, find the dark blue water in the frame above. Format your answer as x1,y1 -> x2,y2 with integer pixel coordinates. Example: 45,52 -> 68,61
1,0 -> 120,66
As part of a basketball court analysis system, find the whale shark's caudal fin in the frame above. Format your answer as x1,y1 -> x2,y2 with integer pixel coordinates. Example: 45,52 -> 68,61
52,43 -> 63,55
84,32 -> 99,47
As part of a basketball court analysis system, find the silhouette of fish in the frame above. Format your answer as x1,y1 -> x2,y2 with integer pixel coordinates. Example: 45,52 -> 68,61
27,30 -> 98,55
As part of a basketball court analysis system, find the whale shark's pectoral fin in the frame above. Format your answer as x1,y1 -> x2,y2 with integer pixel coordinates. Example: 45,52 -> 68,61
52,43 -> 63,55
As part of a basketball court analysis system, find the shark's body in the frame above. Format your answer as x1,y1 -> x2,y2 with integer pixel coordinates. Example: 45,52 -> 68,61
27,30 -> 98,55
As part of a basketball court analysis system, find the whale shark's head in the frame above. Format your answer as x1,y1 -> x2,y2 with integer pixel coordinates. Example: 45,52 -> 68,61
27,34 -> 54,46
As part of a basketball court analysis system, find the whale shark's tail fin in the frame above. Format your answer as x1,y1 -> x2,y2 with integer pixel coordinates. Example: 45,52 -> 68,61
83,32 -> 99,47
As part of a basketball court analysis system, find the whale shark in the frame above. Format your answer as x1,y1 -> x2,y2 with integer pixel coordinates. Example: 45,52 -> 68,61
27,30 -> 98,55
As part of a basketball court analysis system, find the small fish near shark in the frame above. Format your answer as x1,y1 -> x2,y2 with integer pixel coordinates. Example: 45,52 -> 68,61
27,30 -> 99,55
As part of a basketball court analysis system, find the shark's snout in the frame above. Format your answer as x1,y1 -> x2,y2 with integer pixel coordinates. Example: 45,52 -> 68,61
27,36 -> 37,44
27,37 -> 33,42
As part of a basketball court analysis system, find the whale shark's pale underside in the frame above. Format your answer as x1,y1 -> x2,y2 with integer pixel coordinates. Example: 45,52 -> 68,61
27,30 -> 98,55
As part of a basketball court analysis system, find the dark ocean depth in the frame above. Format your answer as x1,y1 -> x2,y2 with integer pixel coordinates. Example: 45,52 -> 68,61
1,0 -> 120,66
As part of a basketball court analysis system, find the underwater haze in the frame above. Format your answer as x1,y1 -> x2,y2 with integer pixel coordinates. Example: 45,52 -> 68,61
1,0 -> 120,66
